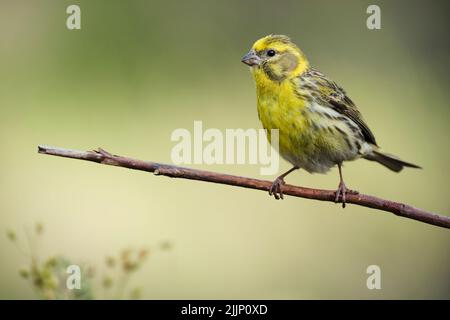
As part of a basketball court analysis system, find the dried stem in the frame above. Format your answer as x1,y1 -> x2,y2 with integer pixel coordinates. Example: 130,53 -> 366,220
37,145 -> 450,229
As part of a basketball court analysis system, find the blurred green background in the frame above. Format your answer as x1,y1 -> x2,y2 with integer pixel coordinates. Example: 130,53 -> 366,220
1,0 -> 449,299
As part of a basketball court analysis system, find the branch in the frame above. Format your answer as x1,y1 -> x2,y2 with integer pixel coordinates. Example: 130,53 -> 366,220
37,145 -> 450,229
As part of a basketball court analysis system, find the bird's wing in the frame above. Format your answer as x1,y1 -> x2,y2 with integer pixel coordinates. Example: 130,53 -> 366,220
300,68 -> 378,146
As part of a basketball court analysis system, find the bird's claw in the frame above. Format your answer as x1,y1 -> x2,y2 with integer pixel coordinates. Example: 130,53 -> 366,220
334,182 -> 358,208
269,177 -> 286,200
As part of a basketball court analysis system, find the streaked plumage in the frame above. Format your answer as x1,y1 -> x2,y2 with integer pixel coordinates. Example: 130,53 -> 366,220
242,35 -> 420,204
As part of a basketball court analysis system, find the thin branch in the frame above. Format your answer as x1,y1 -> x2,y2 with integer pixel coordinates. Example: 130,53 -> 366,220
37,145 -> 450,229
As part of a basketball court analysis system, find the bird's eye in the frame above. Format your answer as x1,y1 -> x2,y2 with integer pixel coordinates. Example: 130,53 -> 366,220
267,49 -> 276,57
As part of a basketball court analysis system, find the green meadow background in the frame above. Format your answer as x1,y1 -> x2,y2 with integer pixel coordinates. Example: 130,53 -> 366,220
1,0 -> 449,299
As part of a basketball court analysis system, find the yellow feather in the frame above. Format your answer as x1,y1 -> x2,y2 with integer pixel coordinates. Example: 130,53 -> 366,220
247,35 -> 362,173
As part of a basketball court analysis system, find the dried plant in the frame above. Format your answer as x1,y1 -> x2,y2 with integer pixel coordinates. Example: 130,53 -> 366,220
6,223 -> 173,299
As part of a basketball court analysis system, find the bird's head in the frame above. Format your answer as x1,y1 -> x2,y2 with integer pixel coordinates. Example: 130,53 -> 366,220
241,35 -> 309,81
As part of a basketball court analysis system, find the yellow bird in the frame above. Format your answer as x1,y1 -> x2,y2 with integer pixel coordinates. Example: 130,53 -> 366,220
242,35 -> 420,205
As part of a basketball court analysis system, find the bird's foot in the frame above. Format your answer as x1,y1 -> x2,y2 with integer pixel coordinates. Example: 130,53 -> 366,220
334,182 -> 358,208
269,177 -> 286,200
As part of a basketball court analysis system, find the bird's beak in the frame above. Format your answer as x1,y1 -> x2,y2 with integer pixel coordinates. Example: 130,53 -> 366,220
241,50 -> 261,67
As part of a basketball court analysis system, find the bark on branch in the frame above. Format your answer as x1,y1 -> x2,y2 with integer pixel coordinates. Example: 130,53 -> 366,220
37,145 -> 450,229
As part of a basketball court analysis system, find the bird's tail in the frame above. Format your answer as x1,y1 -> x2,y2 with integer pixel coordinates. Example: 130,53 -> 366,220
364,150 -> 421,172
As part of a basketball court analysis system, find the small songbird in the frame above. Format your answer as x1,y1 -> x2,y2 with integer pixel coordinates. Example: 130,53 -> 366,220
242,35 -> 420,205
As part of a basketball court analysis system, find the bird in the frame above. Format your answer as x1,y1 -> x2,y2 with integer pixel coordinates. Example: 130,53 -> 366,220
241,34 -> 421,206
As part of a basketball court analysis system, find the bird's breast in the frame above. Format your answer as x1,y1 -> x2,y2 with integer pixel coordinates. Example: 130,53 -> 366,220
253,74 -> 312,164
253,72 -> 362,173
